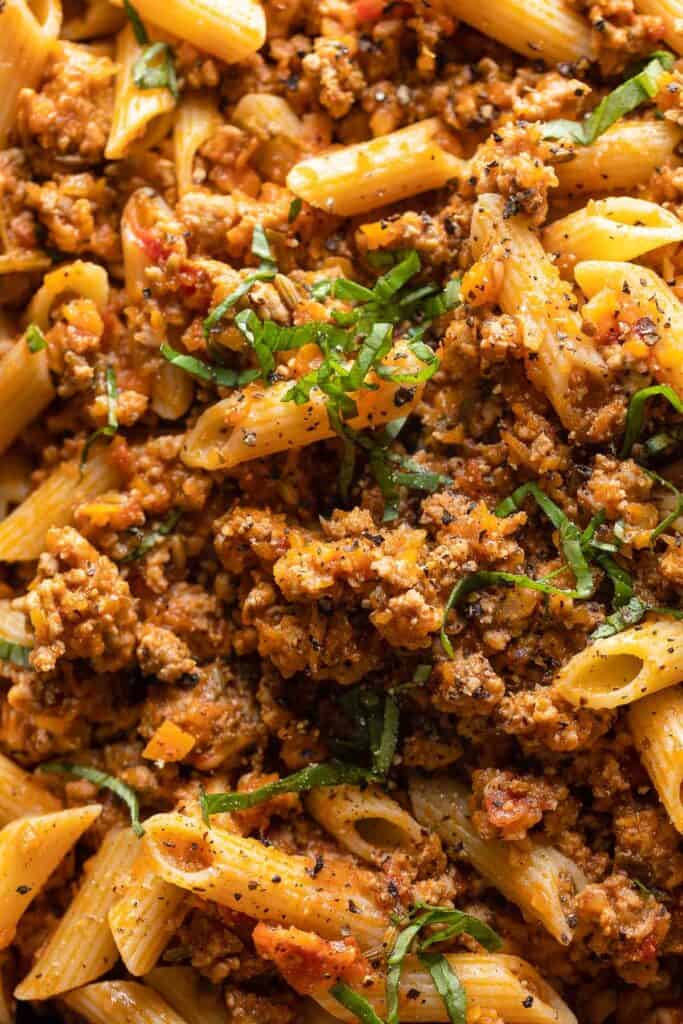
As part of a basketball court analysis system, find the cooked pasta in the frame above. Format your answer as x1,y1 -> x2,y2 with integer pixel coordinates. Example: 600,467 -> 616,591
441,0 -> 593,63
62,980 -> 189,1024
0,752 -> 61,826
629,686 -> 683,833
145,967 -> 229,1024
106,25 -> 177,161
306,783 -> 425,864
0,0 -> 62,145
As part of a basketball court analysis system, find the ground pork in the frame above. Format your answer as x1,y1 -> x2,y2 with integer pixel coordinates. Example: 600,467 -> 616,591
470,768 -> 568,841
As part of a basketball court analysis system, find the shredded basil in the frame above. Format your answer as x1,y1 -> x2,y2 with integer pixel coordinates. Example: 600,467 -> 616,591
160,342 -> 259,388
81,366 -> 118,467
330,983 -> 385,1024
122,0 -> 147,44
203,224 -> 278,336
645,468 -> 683,543
288,197 -> 303,223
419,954 -> 466,1024
26,324 -> 47,353
621,384 -> 683,457
543,52 -> 674,146
412,664 -> 432,685
120,508 -> 182,563
369,693 -> 399,777
199,762 -> 371,822
133,42 -> 178,100
0,638 -> 31,667
40,762 -> 144,837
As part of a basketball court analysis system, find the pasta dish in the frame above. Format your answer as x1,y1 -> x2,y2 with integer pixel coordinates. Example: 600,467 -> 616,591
2,0 -> 683,1021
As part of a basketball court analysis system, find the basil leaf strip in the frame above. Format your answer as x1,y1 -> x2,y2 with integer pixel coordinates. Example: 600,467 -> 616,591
26,324 -> 47,353
329,983 -> 385,1024
543,52 -> 674,146
621,384 -> 683,457
418,954 -> 467,1024
122,0 -> 148,44
40,762 -> 144,837
160,341 -> 259,388
81,366 -> 118,467
120,508 -> 182,563
645,467 -> 683,543
133,41 -> 178,99
203,223 -> 277,336
0,638 -> 32,666
370,693 -> 399,776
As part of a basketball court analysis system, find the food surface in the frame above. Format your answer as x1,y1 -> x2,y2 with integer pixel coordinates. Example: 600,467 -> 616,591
2,1 -> 683,1022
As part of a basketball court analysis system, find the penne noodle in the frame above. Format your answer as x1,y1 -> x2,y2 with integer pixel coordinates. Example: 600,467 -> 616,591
0,0 -> 62,146
0,456 -> 32,520
109,846 -> 188,976
313,954 -> 576,1024
0,805 -> 101,949
61,0 -> 125,40
306,784 -> 425,865
552,122 -> 683,196
635,0 -> 683,54
629,686 -> 683,833
15,828 -> 140,1001
287,118 -> 463,217
410,776 -> 585,945
0,452 -> 121,562
470,193 -> 607,437
27,260 -> 110,331
575,259 -> 683,395
554,618 -> 683,708
105,25 -> 176,162
151,362 -> 195,420
0,600 -> 32,648
62,980 -> 189,1024
143,812 -> 389,949
126,0 -> 266,64
0,335 -> 55,457
182,343 -> 429,470
0,251 -> 52,276
173,94 -> 222,196
441,0 -> 592,63
543,197 -> 683,268
145,967 -> 229,1024
0,752 -> 61,827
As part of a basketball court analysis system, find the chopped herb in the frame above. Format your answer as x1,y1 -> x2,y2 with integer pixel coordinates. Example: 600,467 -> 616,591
645,468 -> 683,543
203,223 -> 278,337
387,904 -> 501,1024
26,324 -> 47,353
369,693 -> 399,777
160,342 -> 259,389
419,954 -> 466,1024
40,762 -> 143,837
330,983 -> 385,1024
621,384 -> 683,457
122,0 -> 148,44
0,638 -> 31,667
121,508 -> 182,563
412,664 -> 432,685
133,41 -> 178,100
288,197 -> 303,223
633,878 -> 653,896
81,367 -> 118,467
591,595 -> 650,639
543,52 -> 674,146
199,761 -> 371,822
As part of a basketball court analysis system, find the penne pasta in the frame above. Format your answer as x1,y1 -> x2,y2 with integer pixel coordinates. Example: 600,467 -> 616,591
552,122 -> 683,196
62,980 -> 189,1024
143,812 -> 389,949
105,25 -> 176,162
313,954 -> 576,1024
554,618 -> 683,708
182,343 -> 429,470
108,846 -> 188,976
410,776 -> 585,945
0,805 -> 101,949
635,0 -> 683,54
629,686 -> 683,833
0,456 -> 32,520
0,0 -> 62,146
145,967 -> 229,1024
151,362 -> 195,420
306,784 -> 425,865
469,193 -> 607,437
62,0 -> 125,40
543,197 -> 683,268
127,0 -> 266,64
0,752 -> 61,827
0,335 -> 55,457
287,119 -> 463,217
441,0 -> 592,63
0,600 -> 32,648
27,260 -> 110,330
14,827 -> 140,1001
173,93 -> 222,196
575,259 -> 683,395
0,452 -> 121,562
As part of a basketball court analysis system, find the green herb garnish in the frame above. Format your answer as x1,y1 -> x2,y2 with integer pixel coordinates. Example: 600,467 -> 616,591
621,384 -> 683,457
0,638 -> 31,666
81,366 -> 118,467
645,468 -> 683,543
543,52 -> 674,146
120,508 -> 182,563
40,762 -> 143,837
123,0 -> 178,99
26,324 -> 47,353
203,224 -> 278,337
122,0 -> 147,43
288,198 -> 302,223
330,983 -> 385,1024
160,341 -> 259,388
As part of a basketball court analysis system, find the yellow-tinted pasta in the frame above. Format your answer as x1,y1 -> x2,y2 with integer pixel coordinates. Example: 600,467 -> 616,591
313,954 -> 576,1024
543,197 -> 683,268
173,93 -> 222,195
287,118 -> 463,217
143,812 -> 389,948
62,980 -> 189,1024
61,0 -> 125,40
629,686 -> 683,833
441,0 -> 592,63
0,804 -> 101,949
0,0 -> 62,145
27,260 -> 110,330
0,600 -> 31,648
15,827 -> 139,1001
0,455 -> 32,520
635,0 -> 683,54
0,752 -> 61,827
127,0 -> 266,64
145,967 -> 229,1024
0,452 -> 121,562
106,25 -> 176,161
575,259 -> 683,396
306,784 -> 425,865
410,776 -> 585,945
108,846 -> 188,976
0,334 -> 55,457
552,122 -> 683,195
554,618 -> 683,708
470,193 -> 607,436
